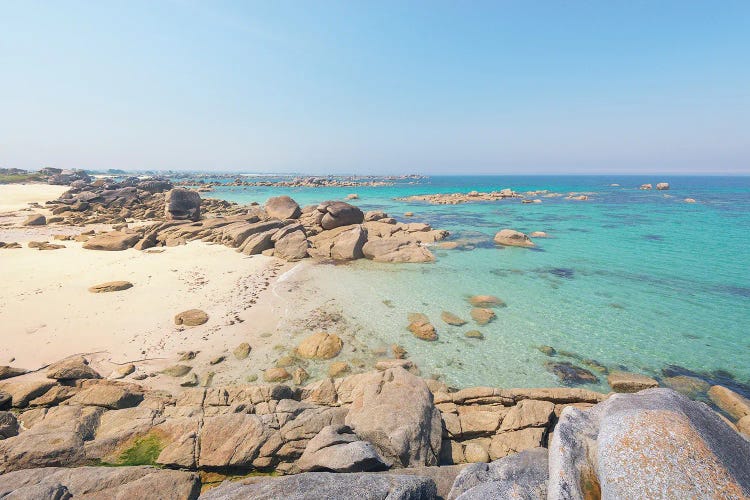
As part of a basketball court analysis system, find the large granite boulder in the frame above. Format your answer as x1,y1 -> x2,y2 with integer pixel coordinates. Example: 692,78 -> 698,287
23,214 -> 46,226
448,447 -> 548,500
0,466 -> 200,500
0,366 -> 26,381
345,368 -> 442,468
296,332 -> 343,359
318,201 -> 364,230
164,188 -> 201,221
273,229 -> 309,261
308,225 -> 367,261
200,471 -> 436,500
296,425 -> 386,473
493,229 -> 534,247
82,231 -> 140,251
548,388 -> 750,499
266,196 -> 302,220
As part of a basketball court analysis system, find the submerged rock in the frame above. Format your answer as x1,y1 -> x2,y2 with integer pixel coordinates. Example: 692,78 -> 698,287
544,361 -> 598,385
607,371 -> 659,393
708,385 -> 750,421
408,320 -> 438,341
468,295 -> 506,308
549,388 -> 750,499
441,311 -> 467,326
470,308 -> 495,326
493,229 -> 534,248
662,375 -> 710,399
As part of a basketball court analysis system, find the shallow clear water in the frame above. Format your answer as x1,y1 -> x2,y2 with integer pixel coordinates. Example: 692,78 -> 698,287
207,175 -> 750,392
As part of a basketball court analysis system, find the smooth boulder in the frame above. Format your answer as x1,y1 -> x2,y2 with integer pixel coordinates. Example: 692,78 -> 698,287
46,356 -> 101,381
174,309 -> 209,326
82,231 -> 140,251
297,425 -> 387,473
23,214 -> 46,226
88,281 -> 133,293
265,195 -> 302,220
549,388 -> 750,499
164,188 -> 201,221
318,201 -> 364,230
296,332 -> 343,359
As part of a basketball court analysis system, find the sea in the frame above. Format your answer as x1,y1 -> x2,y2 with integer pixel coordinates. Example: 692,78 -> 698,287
202,175 -> 750,394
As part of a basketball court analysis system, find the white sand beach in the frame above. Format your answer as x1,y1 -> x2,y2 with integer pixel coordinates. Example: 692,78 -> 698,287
0,184 -> 68,212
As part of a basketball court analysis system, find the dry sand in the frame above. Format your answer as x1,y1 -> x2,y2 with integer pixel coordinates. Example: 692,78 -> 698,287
0,183 -> 68,212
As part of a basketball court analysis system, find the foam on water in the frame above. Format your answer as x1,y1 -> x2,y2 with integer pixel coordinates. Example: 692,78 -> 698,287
208,175 -> 750,391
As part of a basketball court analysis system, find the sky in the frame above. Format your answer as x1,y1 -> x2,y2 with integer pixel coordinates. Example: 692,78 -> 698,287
1,0 -> 749,174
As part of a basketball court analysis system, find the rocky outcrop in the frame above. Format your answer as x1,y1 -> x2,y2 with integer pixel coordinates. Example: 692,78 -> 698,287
345,368 -> 443,468
265,195 -> 302,220
82,231 -> 140,251
0,466 -> 200,500
362,237 -> 435,263
448,447 -> 548,500
549,388 -> 750,499
493,229 -> 534,247
201,471 -> 437,500
656,182 -> 670,190
708,385 -> 750,421
165,188 -> 201,221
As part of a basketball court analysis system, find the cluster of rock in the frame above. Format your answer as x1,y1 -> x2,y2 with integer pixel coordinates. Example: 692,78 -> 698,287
640,182 -> 670,190
397,189 -> 523,205
176,176 -> 396,188
73,194 -> 448,263
0,358 -> 748,499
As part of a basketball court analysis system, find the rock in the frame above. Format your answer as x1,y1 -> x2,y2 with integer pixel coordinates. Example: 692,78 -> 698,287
0,412 -> 19,439
544,361 -> 598,385
549,388 -> 750,499
161,364 -> 192,377
23,214 -> 46,226
463,442 -> 490,463
404,212 -> 414,217
441,311 -> 467,326
65,382 -> 143,409
328,362 -> 350,378
656,182 -> 670,190
265,195 -> 302,219
499,400 -> 555,432
493,229 -> 534,247
470,308 -> 495,325
308,225 -> 367,261
468,295 -> 506,308
0,366 -> 26,380
200,471 -> 436,500
529,231 -> 548,238
297,425 -> 386,473
738,416 -> 750,437
233,342 -> 251,360
662,375 -> 710,399
209,355 -> 225,365
180,373 -> 199,387
296,332 -> 343,359
685,198 -> 697,203
640,183 -> 653,190
362,238 -> 435,263
264,367 -> 291,382
293,367 -> 310,385
164,188 -> 201,221
0,466 -> 200,499
82,231 -> 140,251
364,210 -> 387,222
174,309 -> 209,326
464,330 -> 484,339
110,364 -> 136,379
0,392 -> 10,410
346,193 -> 359,200
198,413 -> 271,468
319,201 -> 365,230
274,230 -> 309,261
88,280 -> 133,293
538,345 -> 556,356
46,356 -> 101,380
607,371 -> 659,393
708,385 -> 750,421
30,386 -> 78,407
449,447 -> 548,500
345,367 -> 443,468
0,380 -> 55,408
28,240 -> 65,250
408,320 -> 437,341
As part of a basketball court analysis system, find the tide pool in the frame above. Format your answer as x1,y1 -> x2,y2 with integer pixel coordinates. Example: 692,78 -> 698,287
206,175 -> 750,393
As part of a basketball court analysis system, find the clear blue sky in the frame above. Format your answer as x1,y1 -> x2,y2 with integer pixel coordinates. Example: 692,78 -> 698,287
1,0 -> 748,174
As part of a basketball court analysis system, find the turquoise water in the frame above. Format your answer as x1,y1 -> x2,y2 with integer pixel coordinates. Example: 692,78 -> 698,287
207,176 -> 750,393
